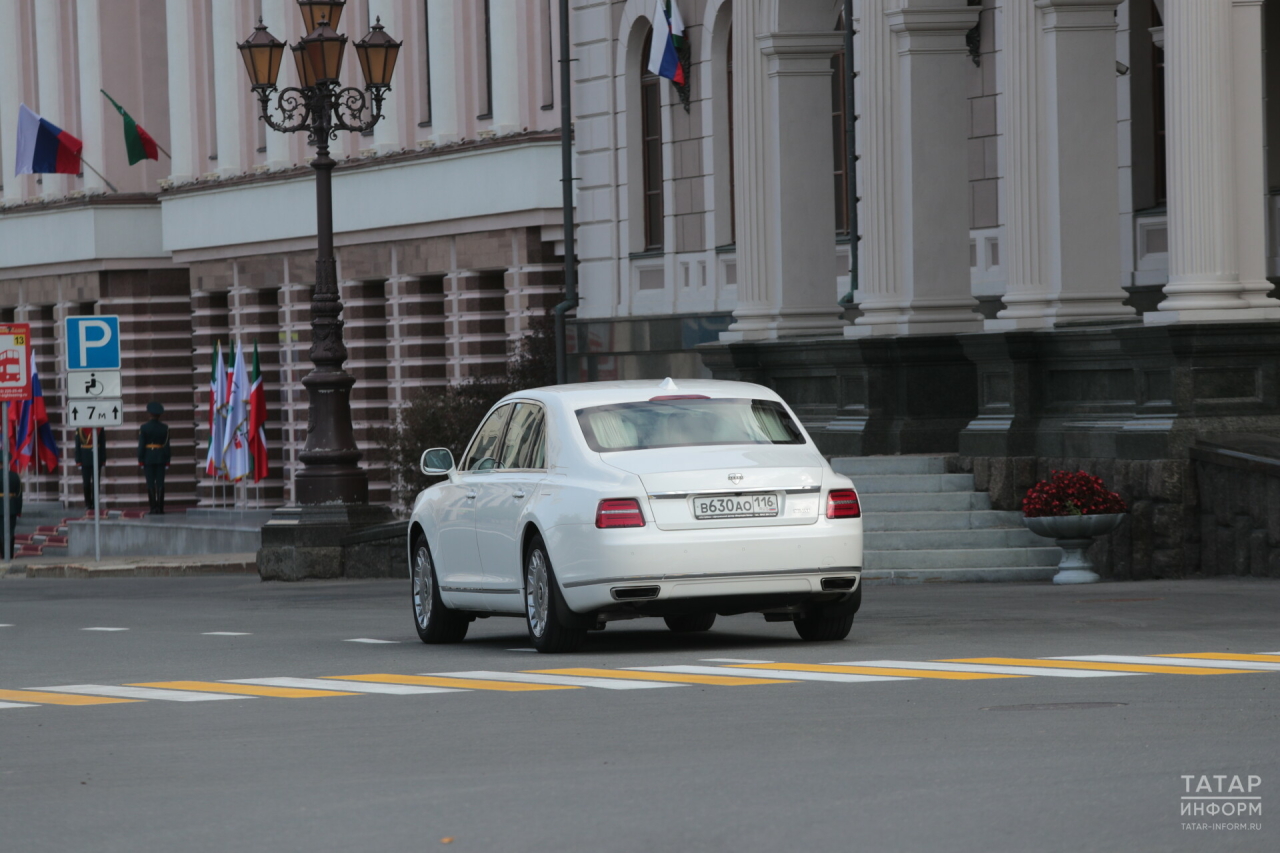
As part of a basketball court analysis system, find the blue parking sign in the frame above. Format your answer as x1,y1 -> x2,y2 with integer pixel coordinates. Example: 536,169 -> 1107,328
65,316 -> 121,370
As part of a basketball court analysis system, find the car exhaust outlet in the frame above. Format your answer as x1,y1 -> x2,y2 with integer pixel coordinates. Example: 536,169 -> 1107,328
821,577 -> 858,591
611,585 -> 661,601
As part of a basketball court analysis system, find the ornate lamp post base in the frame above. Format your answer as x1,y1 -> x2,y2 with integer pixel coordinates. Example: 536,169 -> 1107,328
258,504 -> 394,581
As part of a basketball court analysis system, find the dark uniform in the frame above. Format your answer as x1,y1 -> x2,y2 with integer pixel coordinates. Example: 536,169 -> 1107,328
3,469 -> 22,559
138,402 -> 171,514
74,428 -> 106,511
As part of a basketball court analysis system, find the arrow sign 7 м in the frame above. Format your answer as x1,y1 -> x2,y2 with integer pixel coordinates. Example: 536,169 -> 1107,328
69,398 -> 125,427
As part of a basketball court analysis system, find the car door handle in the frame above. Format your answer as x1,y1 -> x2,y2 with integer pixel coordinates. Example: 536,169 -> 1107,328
465,491 -> 477,499
513,490 -> 526,499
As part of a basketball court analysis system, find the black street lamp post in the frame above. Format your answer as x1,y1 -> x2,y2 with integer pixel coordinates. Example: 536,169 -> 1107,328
238,3 -> 400,507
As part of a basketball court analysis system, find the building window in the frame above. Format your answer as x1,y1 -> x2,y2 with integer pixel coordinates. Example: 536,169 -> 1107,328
641,29 -> 664,251
420,1 -> 433,125
478,0 -> 493,119
541,0 -> 555,110
831,27 -> 850,238
727,29 -> 735,244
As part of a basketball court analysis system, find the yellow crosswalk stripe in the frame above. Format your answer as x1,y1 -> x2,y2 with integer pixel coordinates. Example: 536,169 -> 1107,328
532,668 -> 797,686
132,681 -> 360,698
1154,653 -> 1280,664
731,662 -> 1022,680
946,657 -> 1259,675
325,674 -> 579,692
0,689 -> 138,706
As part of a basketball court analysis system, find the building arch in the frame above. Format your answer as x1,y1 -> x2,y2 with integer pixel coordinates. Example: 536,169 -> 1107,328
704,0 -> 735,248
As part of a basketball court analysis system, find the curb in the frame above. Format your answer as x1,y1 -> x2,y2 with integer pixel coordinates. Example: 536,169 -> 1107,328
12,555 -> 258,579
862,567 -> 1058,585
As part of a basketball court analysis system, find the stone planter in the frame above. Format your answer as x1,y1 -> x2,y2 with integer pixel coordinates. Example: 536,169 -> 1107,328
1023,513 -> 1127,585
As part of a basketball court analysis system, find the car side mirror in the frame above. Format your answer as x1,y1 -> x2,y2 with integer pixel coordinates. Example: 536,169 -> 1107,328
420,448 -> 455,476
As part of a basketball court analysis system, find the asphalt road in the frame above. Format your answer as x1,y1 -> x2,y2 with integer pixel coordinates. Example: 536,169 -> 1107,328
1,576 -> 1276,853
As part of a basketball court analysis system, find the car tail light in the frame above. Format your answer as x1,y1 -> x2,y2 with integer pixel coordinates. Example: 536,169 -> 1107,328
826,489 -> 861,519
596,498 -> 646,529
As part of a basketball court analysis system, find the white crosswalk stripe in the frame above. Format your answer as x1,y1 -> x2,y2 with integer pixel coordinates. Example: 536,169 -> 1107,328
832,660 -> 1137,678
227,678 -> 464,695
632,665 -> 912,683
0,701 -> 36,709
432,671 -> 683,690
699,658 -> 775,664
34,685 -> 249,702
1055,655 -> 1280,672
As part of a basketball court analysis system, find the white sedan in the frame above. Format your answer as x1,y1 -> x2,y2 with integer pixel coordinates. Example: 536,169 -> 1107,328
407,379 -> 863,653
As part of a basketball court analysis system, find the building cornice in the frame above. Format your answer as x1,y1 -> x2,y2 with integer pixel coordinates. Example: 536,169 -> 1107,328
0,192 -> 159,217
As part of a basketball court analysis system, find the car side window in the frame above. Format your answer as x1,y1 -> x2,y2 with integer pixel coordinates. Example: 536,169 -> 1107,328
464,404 -> 513,471
523,412 -> 547,470
498,403 -> 546,470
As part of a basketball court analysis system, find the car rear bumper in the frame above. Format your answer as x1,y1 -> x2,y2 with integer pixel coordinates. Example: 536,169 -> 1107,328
546,521 -> 862,613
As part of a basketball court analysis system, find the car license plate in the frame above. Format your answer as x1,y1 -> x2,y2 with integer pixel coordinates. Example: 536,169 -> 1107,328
692,493 -> 780,520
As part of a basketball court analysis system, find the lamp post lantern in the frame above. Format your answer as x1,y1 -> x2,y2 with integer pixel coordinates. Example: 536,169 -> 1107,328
238,3 -> 400,507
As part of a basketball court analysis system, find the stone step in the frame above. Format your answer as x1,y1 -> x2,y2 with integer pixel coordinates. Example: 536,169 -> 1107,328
858,491 -> 993,512
862,567 -> 1058,585
861,510 -> 1025,532
864,546 -> 1061,571
850,473 -> 976,494
864,527 -> 1047,551
830,455 -> 950,476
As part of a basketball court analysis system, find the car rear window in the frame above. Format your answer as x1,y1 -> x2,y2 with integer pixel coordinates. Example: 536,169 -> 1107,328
575,398 -> 806,452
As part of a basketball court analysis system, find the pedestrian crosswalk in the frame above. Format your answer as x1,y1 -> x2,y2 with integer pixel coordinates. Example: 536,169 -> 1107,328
2,648 -> 1275,712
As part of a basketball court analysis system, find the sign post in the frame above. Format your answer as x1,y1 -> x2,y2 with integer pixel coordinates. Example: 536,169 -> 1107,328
64,316 -> 122,562
0,323 -> 33,565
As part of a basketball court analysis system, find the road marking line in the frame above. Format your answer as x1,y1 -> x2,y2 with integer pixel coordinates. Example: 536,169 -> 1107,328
1056,655 -> 1280,672
631,665 -> 912,683
507,648 -> 537,652
949,657 -> 1261,675
34,685 -> 248,702
344,638 -> 400,644
202,632 -> 251,636
228,677 -> 465,695
832,660 -> 1137,678
1156,652 -> 1280,664
735,663 -> 1022,680
132,681 -> 359,698
436,671 -> 683,690
0,689 -> 139,706
699,658 -> 776,664
81,627 -> 128,632
329,674 -> 577,692
0,623 -> 12,627
533,668 -> 797,686
0,701 -> 35,709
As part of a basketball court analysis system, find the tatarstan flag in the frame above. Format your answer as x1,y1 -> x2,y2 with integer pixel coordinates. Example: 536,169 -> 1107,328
248,341 -> 268,483
101,90 -> 159,165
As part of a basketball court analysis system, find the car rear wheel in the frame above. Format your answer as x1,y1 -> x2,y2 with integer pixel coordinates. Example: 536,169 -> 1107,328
664,613 -> 716,633
411,535 -> 469,644
525,537 -> 586,654
794,611 -> 855,642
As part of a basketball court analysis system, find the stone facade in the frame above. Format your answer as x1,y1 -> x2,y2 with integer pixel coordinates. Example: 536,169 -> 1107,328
1190,435 -> 1280,578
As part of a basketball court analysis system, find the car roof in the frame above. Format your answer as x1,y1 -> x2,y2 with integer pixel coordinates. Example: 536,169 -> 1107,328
503,378 -> 786,410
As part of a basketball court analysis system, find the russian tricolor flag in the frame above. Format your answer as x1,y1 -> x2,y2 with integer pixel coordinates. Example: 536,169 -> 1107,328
648,1 -> 687,86
13,104 -> 83,176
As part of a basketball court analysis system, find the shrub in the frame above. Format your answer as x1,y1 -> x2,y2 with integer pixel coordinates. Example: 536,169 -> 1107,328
1022,470 -> 1128,518
384,315 -> 558,511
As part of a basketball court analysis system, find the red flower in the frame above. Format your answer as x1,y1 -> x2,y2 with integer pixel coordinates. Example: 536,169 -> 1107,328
1021,470 -> 1128,518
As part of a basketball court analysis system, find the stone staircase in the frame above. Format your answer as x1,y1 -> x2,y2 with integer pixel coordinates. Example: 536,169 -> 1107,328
830,455 -> 1061,584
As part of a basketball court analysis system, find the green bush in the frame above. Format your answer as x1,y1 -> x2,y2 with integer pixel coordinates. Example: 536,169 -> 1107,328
385,316 -> 557,510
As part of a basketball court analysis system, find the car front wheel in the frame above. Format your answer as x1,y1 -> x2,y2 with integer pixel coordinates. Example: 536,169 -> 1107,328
411,535 -> 469,644
524,536 -> 586,653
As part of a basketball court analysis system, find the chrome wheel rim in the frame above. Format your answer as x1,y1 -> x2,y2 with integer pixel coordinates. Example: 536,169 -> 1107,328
526,548 -> 550,638
413,544 -> 433,629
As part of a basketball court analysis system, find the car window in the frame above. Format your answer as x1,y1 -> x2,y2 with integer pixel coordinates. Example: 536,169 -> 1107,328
498,403 -> 545,470
464,404 -> 513,471
524,413 -> 547,469
576,398 -> 806,453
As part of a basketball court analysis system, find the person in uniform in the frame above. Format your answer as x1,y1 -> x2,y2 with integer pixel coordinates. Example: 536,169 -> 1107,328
138,402 -> 171,514
74,427 -> 106,512
3,467 -> 21,559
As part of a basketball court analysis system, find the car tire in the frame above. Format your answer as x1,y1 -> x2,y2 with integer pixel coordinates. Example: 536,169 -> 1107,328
411,534 -> 469,644
793,611 -> 855,642
524,536 -> 586,654
664,613 -> 716,633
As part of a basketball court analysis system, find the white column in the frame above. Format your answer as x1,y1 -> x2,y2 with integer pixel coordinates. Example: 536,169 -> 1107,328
163,0 -> 198,182
75,0 -> 105,194
1149,0 -> 1280,322
848,0 -> 982,337
35,0 -> 68,196
989,0 -> 1133,330
426,0 -> 459,143
488,0 -> 522,134
723,14 -> 846,340
367,0 -> 405,153
261,0 -> 294,169
211,0 -> 245,177
0,0 -> 29,203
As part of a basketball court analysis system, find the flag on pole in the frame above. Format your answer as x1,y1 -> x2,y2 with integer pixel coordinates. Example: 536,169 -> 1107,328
100,90 -> 160,165
204,342 -> 228,478
248,342 -> 268,483
221,341 -> 252,483
9,352 -> 58,473
648,1 -> 687,86
13,104 -> 83,175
